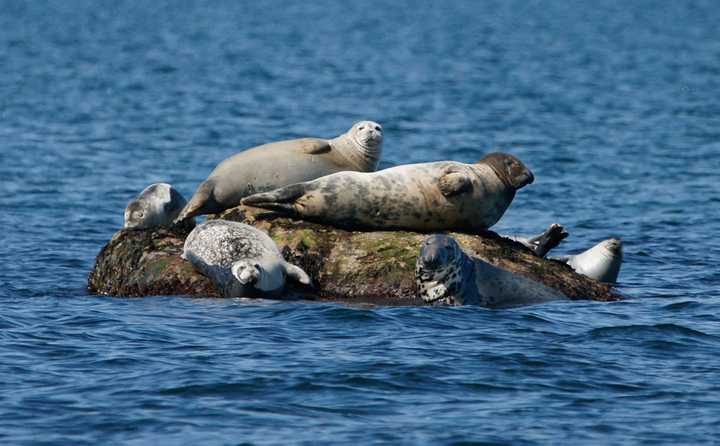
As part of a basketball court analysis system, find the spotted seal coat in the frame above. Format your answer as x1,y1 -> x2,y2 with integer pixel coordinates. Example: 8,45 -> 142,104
182,220 -> 311,297
124,183 -> 191,229
415,234 -> 566,308
242,152 -> 533,233
175,121 -> 383,222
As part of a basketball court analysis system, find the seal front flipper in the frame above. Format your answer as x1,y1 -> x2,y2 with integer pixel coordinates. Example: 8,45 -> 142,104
296,138 -> 332,155
437,171 -> 473,197
241,183 -> 307,217
283,262 -> 312,286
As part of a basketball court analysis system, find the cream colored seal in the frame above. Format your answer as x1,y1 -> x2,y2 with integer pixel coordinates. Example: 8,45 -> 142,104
175,121 -> 383,222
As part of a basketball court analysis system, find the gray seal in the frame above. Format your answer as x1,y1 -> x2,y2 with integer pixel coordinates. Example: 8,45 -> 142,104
182,220 -> 311,297
124,183 -> 191,229
553,238 -> 623,283
242,152 -> 534,233
175,121 -> 383,222
416,234 -> 566,308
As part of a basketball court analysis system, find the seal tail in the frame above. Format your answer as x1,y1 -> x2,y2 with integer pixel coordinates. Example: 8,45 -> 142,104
241,184 -> 306,216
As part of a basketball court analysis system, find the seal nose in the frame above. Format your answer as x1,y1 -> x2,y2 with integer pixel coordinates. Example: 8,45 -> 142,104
421,247 -> 441,268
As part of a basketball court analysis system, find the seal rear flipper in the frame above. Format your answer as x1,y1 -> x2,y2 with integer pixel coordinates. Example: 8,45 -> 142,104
283,262 -> 312,286
174,181 -> 215,223
241,184 -> 307,216
524,223 -> 569,258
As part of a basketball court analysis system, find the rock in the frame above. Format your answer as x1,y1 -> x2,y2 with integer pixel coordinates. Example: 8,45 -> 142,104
88,206 -> 623,305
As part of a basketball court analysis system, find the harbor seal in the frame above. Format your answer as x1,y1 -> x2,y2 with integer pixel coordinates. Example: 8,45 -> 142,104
182,220 -> 311,297
175,121 -> 384,222
553,238 -> 623,283
242,152 -> 534,233
415,234 -> 567,308
124,183 -> 192,229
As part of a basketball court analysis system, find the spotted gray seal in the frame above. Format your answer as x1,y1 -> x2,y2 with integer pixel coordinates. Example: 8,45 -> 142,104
415,234 -> 566,308
182,219 -> 311,297
124,183 -> 192,229
175,121 -> 384,222
553,238 -> 623,283
242,152 -> 533,233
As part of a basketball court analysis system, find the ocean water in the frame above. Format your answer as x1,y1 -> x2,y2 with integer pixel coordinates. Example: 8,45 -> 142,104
1,0 -> 719,444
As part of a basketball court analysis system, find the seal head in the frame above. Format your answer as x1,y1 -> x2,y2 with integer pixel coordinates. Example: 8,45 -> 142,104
565,238 -> 623,283
124,183 -> 190,229
415,234 -> 474,305
331,120 -> 383,171
479,152 -> 534,190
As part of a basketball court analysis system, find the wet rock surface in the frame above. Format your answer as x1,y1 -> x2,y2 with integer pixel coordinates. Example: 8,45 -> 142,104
88,206 -> 623,305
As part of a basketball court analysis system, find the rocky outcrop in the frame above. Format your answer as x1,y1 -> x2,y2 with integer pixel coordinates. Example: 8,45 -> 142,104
88,206 -> 623,305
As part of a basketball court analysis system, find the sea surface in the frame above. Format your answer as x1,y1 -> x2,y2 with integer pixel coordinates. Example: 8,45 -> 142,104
1,1 -> 719,444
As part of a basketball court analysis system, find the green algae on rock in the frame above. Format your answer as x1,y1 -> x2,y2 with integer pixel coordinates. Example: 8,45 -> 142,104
88,206 -> 623,305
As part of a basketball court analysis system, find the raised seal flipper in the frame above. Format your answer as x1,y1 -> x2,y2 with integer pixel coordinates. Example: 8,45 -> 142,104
283,262 -> 312,286
511,223 -> 569,257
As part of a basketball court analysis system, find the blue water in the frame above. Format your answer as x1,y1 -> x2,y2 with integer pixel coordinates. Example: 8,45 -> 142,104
2,1 -> 719,444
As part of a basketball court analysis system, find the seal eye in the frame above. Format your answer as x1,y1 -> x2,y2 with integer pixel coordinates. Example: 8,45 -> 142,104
374,126 -> 381,131
358,126 -> 365,131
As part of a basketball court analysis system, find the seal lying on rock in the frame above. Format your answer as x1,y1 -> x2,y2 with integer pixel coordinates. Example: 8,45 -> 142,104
124,183 -> 191,229
243,152 -> 533,233
553,238 -> 623,283
182,220 -> 311,297
175,121 -> 384,222
415,234 -> 566,308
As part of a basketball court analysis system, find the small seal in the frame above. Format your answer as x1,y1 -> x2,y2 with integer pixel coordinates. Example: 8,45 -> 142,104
242,152 -> 534,233
124,183 -> 191,229
175,121 -> 384,222
182,220 -> 311,297
415,234 -> 566,308
553,238 -> 623,283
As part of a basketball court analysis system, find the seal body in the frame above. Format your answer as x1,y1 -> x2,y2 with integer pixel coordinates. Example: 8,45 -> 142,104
124,183 -> 191,229
182,220 -> 310,297
243,152 -> 534,233
555,238 -> 623,283
175,121 -> 383,222
416,234 -> 566,308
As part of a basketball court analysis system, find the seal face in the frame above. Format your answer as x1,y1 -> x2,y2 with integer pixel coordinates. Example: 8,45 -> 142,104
415,234 -> 473,305
416,234 -> 566,308
562,238 -> 623,283
174,121 -> 383,222
182,220 -> 311,297
242,152 -> 533,233
124,183 -> 190,229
